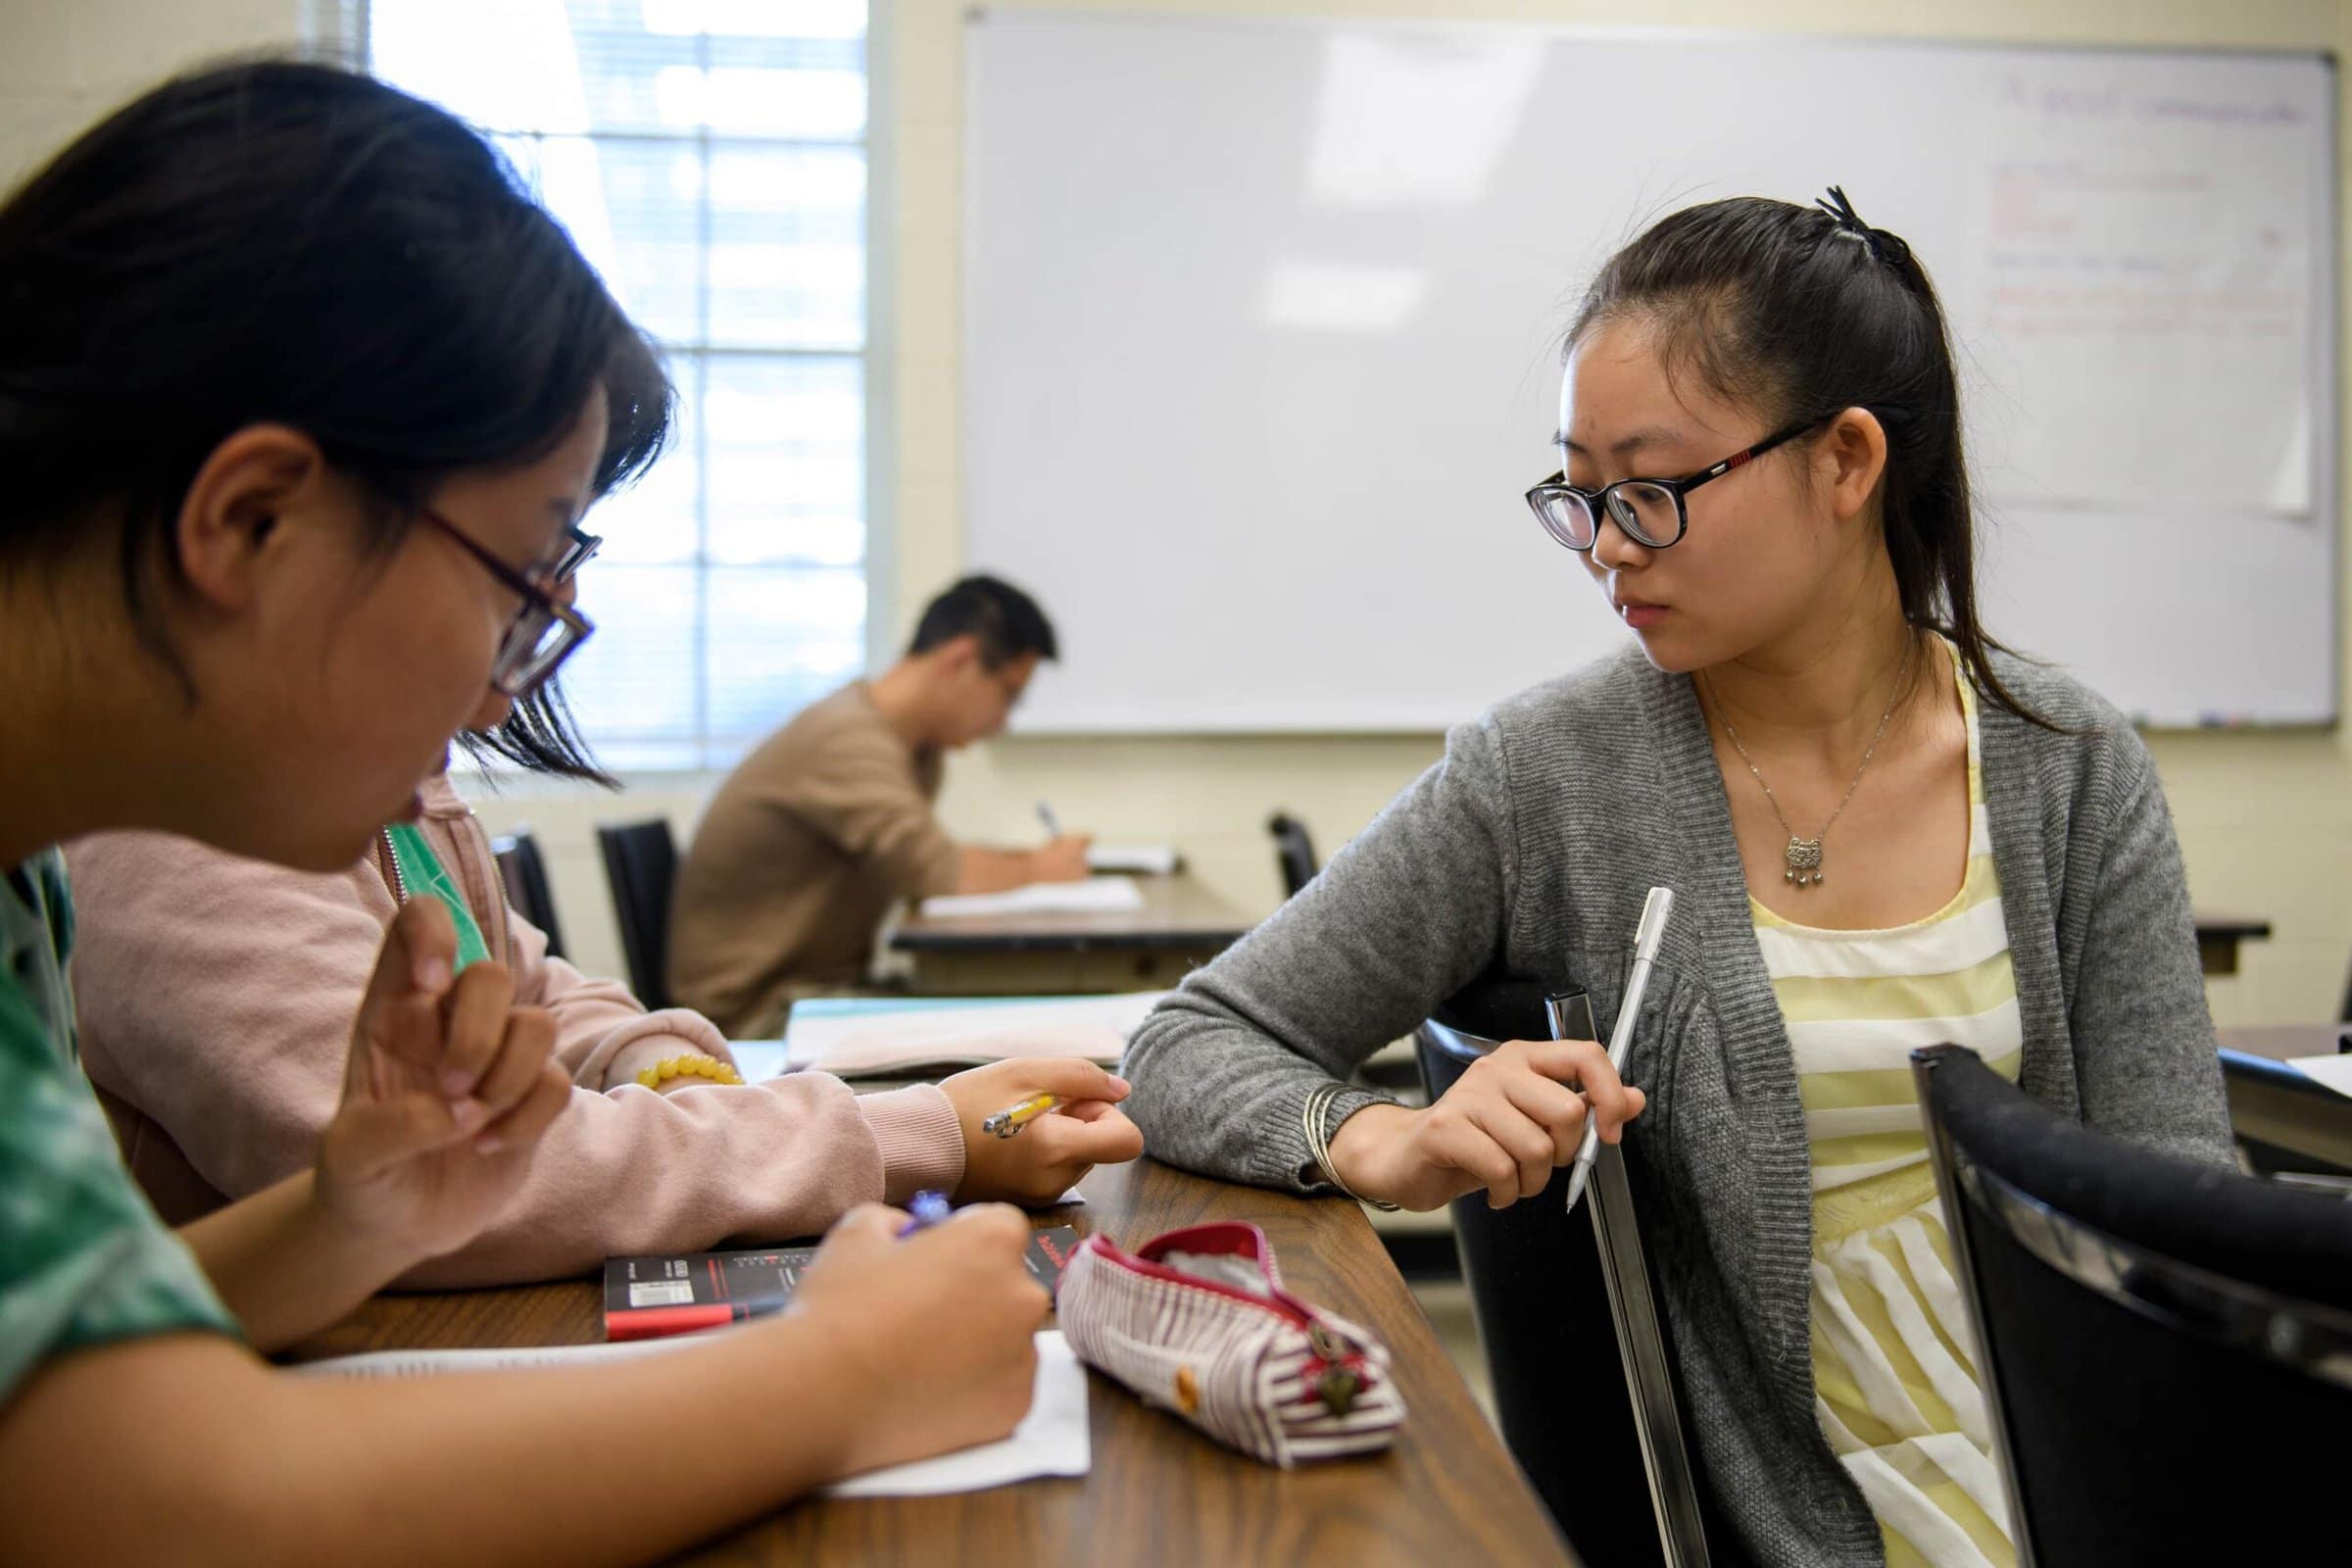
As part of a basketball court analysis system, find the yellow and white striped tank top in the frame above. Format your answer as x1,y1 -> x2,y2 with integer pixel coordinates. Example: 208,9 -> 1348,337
1752,662 -> 2021,1568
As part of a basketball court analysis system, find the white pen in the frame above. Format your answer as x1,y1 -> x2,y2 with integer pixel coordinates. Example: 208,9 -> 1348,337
1035,800 -> 1061,838
1562,885 -> 1674,1217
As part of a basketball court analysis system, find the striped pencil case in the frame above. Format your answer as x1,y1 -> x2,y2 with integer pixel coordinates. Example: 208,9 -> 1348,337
1055,1221 -> 1405,1466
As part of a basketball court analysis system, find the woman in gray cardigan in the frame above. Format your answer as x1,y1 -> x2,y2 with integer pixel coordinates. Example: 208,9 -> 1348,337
1123,191 -> 2234,1568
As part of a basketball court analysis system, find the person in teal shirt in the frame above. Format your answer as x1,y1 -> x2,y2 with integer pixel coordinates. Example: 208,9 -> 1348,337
0,61 -> 1054,1565
0,851 -> 237,1393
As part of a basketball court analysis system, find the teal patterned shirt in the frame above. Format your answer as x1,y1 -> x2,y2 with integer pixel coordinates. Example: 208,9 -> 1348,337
0,849 -> 236,1400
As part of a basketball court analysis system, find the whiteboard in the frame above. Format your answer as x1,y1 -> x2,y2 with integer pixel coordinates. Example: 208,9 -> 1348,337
964,14 -> 2337,730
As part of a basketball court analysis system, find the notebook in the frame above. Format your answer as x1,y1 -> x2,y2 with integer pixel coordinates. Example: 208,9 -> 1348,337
2289,1052 -> 2352,1101
605,1226 -> 1083,1341
746,991 -> 1171,1079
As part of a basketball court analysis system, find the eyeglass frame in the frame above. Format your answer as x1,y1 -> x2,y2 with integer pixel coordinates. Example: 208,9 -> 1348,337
550,521 -> 602,582
982,654 -> 1037,710
1524,416 -> 1827,552
415,508 -> 598,698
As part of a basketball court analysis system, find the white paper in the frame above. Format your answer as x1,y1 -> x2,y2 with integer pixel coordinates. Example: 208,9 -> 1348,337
2287,1053 -> 2352,1100
776,992 -> 1168,1076
1087,843 -> 1181,875
288,1331 -> 725,1379
918,876 -> 1146,919
824,1332 -> 1091,1496
298,1330 -> 1091,1497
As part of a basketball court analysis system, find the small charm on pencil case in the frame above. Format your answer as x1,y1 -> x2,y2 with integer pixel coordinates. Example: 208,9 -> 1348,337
1055,1221 -> 1405,1467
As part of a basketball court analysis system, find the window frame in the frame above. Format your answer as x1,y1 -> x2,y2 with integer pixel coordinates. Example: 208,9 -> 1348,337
357,0 -> 891,773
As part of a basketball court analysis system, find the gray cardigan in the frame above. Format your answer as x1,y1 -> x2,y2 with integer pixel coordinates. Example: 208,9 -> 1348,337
1123,644 -> 2236,1568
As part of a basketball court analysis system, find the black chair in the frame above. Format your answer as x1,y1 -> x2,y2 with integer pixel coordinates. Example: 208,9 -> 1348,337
1915,1044 -> 2352,1564
1266,811 -> 1318,899
489,828 -> 565,960
597,818 -> 677,1010
1414,981 -> 1732,1568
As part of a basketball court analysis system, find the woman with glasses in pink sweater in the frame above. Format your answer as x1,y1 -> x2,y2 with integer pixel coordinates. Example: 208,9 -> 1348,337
66,664 -> 1138,1287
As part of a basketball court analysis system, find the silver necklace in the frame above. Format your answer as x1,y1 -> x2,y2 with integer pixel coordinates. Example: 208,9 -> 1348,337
1707,640 -> 1915,890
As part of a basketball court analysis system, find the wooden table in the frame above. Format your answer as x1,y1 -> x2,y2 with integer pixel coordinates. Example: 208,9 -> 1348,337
2194,913 -> 2274,977
280,1157 -> 1574,1568
888,874 -> 1257,994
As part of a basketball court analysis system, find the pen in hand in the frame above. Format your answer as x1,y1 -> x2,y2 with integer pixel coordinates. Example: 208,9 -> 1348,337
896,1189 -> 954,1237
1559,885 -> 1674,1218
1035,801 -> 1062,839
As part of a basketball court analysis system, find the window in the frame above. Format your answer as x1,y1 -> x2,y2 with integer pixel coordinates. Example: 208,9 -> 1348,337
369,0 -> 872,769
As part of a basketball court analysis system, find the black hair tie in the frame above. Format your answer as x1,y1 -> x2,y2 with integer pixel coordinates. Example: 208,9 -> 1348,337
1815,184 -> 1912,270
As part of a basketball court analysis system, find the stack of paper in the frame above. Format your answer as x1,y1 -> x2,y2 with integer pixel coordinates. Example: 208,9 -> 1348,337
917,876 -> 1146,920
1087,843 -> 1183,875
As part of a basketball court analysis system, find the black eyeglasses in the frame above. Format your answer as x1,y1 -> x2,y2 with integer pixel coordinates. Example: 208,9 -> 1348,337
1525,418 -> 1824,552
416,510 -> 597,697
551,522 -> 603,582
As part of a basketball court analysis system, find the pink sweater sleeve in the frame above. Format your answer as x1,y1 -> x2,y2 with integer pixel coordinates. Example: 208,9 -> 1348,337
63,828 -> 966,1288
497,894 -> 723,1090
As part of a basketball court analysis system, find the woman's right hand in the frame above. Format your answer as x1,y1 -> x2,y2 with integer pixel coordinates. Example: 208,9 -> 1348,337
939,1057 -> 1144,1206
1325,1039 -> 1647,1212
785,1201 -> 1050,1479
1030,834 -> 1093,883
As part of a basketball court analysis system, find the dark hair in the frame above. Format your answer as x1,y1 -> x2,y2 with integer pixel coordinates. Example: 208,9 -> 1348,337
458,680 -> 615,789
1567,191 -> 2050,727
0,59 -> 672,685
908,574 -> 1059,666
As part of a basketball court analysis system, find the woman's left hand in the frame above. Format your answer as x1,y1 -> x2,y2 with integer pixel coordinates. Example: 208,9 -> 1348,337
315,898 -> 574,1259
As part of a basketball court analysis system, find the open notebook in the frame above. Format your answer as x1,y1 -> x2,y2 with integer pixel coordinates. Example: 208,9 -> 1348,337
732,991 -> 1171,1080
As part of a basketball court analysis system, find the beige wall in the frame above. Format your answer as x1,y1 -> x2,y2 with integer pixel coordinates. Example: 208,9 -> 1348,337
0,0 -> 324,184
6,0 -> 2350,1024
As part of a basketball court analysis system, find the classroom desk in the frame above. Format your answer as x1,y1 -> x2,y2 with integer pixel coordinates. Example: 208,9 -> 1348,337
2194,913 -> 2273,977
886,889 -> 2256,988
278,1156 -> 1574,1568
887,873 -> 1257,995
2217,1023 -> 2347,1063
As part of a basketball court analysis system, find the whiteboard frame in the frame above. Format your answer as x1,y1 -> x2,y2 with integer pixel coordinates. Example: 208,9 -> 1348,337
960,12 -> 2341,734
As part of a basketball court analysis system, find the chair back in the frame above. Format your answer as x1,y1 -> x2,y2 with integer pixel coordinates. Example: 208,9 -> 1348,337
596,818 -> 677,1010
1915,1044 -> 2352,1564
1414,980 -> 1730,1567
489,828 -> 565,960
1266,812 -> 1319,899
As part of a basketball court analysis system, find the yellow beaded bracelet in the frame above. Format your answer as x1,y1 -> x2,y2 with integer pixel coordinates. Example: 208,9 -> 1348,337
634,1053 -> 746,1090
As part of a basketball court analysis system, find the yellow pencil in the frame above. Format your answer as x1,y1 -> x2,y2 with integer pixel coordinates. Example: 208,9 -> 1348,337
982,1093 -> 1062,1138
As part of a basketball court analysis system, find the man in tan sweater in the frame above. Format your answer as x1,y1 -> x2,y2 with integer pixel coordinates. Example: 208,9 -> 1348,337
670,575 -> 1091,1035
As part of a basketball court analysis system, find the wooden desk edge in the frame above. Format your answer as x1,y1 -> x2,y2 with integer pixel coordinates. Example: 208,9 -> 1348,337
278,1157 -> 1574,1567
888,926 -> 1253,954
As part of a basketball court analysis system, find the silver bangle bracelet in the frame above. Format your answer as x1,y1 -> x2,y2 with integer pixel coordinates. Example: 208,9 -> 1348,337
1301,1083 -> 1400,1212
